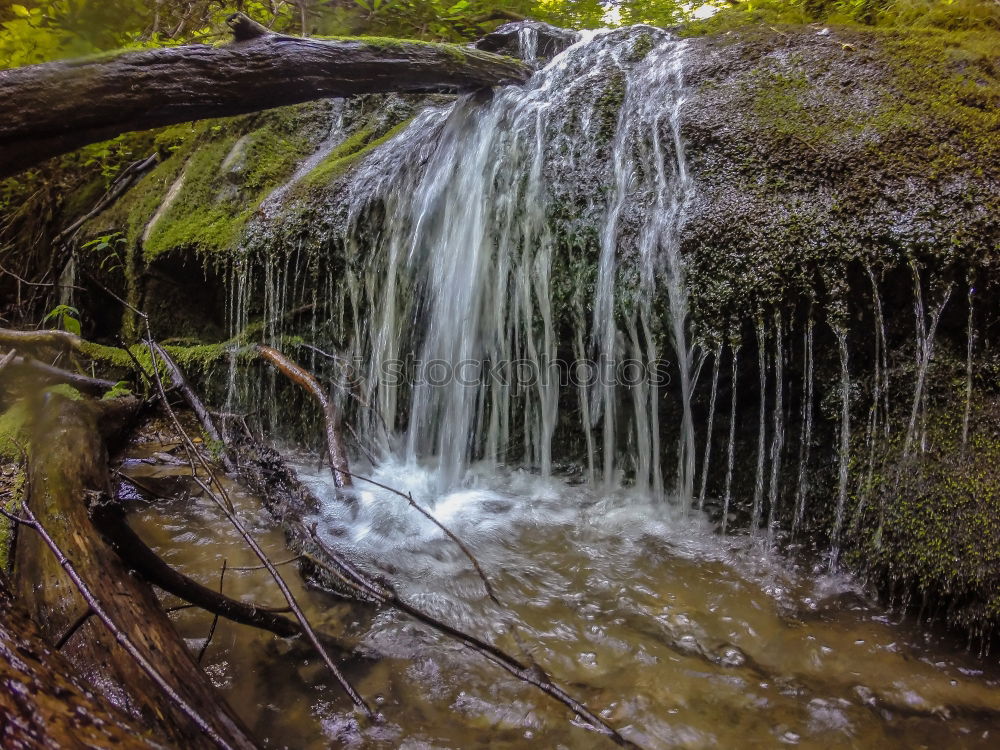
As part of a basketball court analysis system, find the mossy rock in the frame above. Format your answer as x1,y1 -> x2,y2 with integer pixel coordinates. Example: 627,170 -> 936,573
845,394 -> 1000,633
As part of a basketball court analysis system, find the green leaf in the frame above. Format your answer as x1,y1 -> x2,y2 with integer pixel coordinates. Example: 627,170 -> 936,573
11,5 -> 30,18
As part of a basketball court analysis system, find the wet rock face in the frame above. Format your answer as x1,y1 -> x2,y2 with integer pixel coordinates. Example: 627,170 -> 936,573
474,20 -> 579,61
679,26 -> 999,335
90,23 -> 1000,633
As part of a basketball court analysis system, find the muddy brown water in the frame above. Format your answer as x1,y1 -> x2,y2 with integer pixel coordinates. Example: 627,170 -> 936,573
119,445 -> 999,749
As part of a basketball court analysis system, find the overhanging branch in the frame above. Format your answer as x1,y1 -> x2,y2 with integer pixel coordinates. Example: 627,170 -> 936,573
0,12 -> 532,177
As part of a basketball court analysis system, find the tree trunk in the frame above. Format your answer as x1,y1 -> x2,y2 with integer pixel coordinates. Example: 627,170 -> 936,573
12,393 -> 258,750
0,12 -> 531,178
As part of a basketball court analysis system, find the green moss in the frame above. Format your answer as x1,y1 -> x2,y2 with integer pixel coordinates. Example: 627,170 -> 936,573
0,468 -> 26,571
101,382 -> 133,400
163,341 -> 249,377
44,384 -> 83,402
869,28 -> 1000,185
595,70 -> 627,145
750,67 -> 865,154
846,395 -> 1000,631
299,118 -> 414,190
625,30 -> 656,62
88,104 -> 327,264
0,401 -> 30,461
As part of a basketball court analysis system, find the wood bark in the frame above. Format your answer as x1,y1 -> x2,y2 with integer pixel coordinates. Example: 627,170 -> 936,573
0,12 -> 532,178
12,393 -> 258,750
0,572 -> 164,750
256,344 -> 353,488
1,352 -> 118,395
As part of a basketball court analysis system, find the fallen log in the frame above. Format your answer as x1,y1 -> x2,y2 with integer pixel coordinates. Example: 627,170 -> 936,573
0,571 -> 162,749
12,392 -> 258,749
0,12 -> 532,178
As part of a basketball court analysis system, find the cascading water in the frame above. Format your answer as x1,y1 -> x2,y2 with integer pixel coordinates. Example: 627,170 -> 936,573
218,23 -> 990,554
269,27 -> 703,499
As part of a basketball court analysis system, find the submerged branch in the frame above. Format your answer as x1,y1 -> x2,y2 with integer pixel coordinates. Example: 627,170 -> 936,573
256,344 -> 352,488
95,507 -> 348,647
303,525 -> 640,748
146,341 -> 372,718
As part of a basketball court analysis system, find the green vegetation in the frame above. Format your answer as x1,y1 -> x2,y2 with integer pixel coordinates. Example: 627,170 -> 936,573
846,396 -> 1000,630
0,400 -> 30,462
301,118 -> 415,190
681,0 -> 1000,36
0,468 -> 26,570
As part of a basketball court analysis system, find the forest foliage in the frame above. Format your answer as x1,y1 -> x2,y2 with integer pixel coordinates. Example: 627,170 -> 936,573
1,0 -> 997,69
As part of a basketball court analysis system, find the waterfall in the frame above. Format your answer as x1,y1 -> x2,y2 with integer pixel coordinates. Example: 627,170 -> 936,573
766,313 -> 785,534
903,264 -> 953,459
221,25 -> 985,548
697,345 -> 722,510
751,321 -> 768,531
830,325 -> 851,569
792,313 -> 814,535
722,345 -> 740,535
962,281 -> 976,451
269,27 -> 699,496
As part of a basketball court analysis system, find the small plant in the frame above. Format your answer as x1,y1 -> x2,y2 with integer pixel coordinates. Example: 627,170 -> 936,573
101,381 -> 133,400
83,231 -> 126,274
43,304 -> 81,336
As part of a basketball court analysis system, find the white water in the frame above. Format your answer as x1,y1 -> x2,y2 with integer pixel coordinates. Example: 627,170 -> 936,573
216,25 -> 987,552
293,28 -> 701,499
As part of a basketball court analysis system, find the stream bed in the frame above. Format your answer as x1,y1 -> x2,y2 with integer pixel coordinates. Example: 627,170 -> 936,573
122,446 -> 1000,749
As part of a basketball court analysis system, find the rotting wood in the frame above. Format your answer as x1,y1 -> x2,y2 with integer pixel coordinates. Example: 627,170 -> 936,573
0,571 -> 163,749
11,392 -> 259,750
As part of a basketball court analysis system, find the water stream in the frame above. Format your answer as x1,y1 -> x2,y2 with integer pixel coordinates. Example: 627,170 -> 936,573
123,446 -> 1000,749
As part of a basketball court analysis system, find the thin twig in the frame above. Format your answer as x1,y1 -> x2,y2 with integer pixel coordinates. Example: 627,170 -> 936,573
303,526 -> 638,748
0,261 -> 84,290
146,340 -> 372,718
198,559 -> 227,664
230,554 -> 303,572
55,607 -> 94,650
